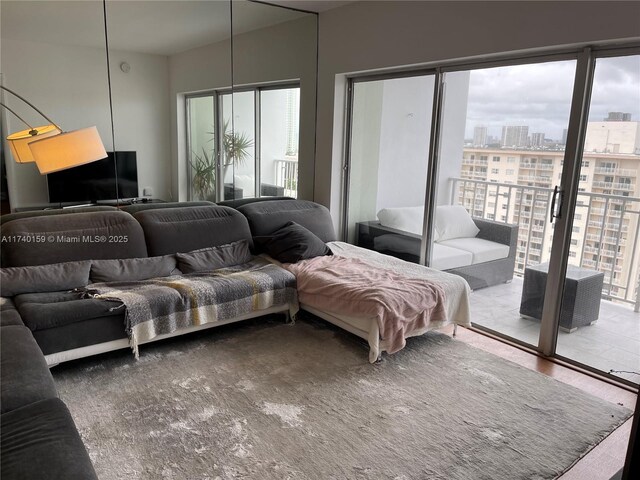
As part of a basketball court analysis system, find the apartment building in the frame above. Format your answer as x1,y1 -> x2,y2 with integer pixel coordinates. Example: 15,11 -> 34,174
460,145 -> 640,305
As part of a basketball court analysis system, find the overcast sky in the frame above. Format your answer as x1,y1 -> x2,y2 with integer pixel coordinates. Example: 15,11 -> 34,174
464,55 -> 640,141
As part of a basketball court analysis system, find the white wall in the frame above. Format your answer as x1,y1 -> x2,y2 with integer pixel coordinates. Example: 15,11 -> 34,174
316,0 -> 640,235
0,38 -> 171,209
376,76 -> 433,211
1,38 -> 112,208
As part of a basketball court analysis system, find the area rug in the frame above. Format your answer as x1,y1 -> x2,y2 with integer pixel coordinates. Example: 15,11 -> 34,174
52,316 -> 632,480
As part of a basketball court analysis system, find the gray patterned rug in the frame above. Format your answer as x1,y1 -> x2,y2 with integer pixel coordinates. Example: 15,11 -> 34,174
52,315 -> 632,480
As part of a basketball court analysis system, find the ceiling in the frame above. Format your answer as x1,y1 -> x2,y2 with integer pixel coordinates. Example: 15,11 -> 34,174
0,1 -> 309,56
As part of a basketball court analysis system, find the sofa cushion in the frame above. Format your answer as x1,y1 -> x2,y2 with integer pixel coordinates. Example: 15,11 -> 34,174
1,297 -> 24,327
255,221 -> 332,263
1,325 -> 57,414
377,206 -> 424,236
134,205 -> 253,256
431,244 -> 474,270
434,205 -> 479,241
0,211 -> 147,267
439,237 -> 510,264
1,260 -> 91,297
90,255 -> 177,282
14,291 -> 122,332
176,239 -> 253,274
1,398 -> 98,479
238,200 -> 336,242
119,200 -> 215,215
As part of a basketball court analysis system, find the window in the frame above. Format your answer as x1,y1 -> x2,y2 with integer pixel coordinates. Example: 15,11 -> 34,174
506,169 -> 514,175
491,168 -> 499,174
579,174 -> 587,181
492,156 -> 500,162
186,85 -> 300,201
507,157 -> 516,163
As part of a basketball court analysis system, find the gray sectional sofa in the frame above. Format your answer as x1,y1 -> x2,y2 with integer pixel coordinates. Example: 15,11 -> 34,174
0,199 -> 335,480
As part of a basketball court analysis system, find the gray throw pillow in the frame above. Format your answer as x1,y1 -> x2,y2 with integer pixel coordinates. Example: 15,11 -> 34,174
90,255 -> 178,283
176,239 -> 253,274
0,260 -> 91,297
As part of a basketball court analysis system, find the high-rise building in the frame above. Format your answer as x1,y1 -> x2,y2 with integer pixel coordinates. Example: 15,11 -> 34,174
584,120 -> 640,154
605,112 -> 632,121
501,125 -> 529,147
530,132 -> 545,147
473,126 -> 488,146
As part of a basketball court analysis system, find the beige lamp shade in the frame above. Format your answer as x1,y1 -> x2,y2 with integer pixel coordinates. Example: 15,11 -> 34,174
6,124 -> 62,163
29,126 -> 108,174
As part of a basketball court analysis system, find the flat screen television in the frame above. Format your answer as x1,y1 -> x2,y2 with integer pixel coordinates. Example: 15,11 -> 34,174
47,151 -> 138,203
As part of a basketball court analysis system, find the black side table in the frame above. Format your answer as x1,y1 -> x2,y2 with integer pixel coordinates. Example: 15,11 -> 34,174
519,262 -> 605,333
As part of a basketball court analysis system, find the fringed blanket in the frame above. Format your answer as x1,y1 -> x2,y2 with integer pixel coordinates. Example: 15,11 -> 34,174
285,255 -> 447,356
84,258 -> 299,358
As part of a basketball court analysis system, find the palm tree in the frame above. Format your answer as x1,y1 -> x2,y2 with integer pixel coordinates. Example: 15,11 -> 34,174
189,121 -> 253,200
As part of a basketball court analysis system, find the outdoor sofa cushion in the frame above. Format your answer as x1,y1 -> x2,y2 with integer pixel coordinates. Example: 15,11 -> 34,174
439,237 -> 510,265
431,244 -> 474,270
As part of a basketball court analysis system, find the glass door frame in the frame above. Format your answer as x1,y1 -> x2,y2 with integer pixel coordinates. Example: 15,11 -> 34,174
341,42 -> 640,384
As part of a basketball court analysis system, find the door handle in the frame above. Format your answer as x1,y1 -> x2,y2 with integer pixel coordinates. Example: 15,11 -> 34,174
550,186 -> 563,223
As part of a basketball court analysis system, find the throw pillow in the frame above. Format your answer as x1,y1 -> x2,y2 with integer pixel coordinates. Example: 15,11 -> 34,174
176,239 -> 253,274
434,205 -> 480,242
254,221 -> 331,264
90,255 -> 178,283
0,260 -> 92,297
377,206 -> 424,236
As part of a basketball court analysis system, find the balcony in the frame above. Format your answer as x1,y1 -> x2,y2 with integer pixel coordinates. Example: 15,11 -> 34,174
274,159 -> 298,198
451,177 -> 640,310
469,277 -> 640,383
594,167 -> 637,176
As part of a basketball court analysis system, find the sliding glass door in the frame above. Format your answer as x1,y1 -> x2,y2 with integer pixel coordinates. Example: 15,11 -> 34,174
554,54 -> 640,383
346,74 -> 435,250
432,61 -> 576,348
343,47 -> 640,385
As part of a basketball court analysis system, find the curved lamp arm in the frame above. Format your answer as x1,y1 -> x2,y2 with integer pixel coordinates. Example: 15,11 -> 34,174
0,85 -> 63,132
0,101 -> 36,131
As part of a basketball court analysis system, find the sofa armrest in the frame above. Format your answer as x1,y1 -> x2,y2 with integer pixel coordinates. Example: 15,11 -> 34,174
473,218 -> 518,253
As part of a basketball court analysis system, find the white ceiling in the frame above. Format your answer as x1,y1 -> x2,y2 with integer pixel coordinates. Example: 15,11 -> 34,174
0,1 -> 310,56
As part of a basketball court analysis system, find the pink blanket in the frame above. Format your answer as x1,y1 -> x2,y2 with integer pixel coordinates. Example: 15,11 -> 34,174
285,255 -> 447,355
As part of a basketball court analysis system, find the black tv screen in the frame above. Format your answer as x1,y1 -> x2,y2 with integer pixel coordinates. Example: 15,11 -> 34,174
47,151 -> 138,203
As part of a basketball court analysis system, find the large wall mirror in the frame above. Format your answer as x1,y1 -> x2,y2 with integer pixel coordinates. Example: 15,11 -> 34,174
0,1 -> 318,211
0,0 -> 112,210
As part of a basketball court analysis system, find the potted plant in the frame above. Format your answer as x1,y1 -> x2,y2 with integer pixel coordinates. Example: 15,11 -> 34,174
190,121 -> 253,201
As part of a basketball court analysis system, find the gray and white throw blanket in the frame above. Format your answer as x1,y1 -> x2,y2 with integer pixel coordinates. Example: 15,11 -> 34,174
83,258 -> 299,358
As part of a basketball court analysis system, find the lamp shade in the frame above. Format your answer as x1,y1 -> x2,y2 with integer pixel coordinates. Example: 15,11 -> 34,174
29,126 -> 108,174
6,125 -> 62,163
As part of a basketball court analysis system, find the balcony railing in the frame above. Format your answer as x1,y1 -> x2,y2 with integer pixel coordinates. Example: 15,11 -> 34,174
274,159 -> 298,198
451,177 -> 640,310
594,167 -> 637,176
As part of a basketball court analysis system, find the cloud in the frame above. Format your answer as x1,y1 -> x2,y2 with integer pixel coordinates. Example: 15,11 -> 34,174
460,56 -> 639,140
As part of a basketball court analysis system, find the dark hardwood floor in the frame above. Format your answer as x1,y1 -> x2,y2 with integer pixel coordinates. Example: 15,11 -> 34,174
442,324 -> 637,480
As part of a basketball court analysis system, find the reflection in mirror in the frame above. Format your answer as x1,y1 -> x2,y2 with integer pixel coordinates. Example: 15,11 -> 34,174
104,0 -> 232,204
0,0 -> 112,210
229,0 -> 317,201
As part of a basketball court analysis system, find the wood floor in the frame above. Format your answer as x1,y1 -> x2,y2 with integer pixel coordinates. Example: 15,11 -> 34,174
442,324 -> 637,480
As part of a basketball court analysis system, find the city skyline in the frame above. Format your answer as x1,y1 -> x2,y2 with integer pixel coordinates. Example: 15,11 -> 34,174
463,55 -> 640,140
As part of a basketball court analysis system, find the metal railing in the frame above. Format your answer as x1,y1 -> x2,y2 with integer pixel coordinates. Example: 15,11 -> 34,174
274,159 -> 298,198
451,177 -> 640,311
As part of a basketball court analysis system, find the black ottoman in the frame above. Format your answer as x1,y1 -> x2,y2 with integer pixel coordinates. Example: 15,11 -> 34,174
519,262 -> 604,332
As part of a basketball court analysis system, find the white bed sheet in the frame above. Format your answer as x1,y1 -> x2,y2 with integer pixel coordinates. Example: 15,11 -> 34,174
269,242 -> 472,362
